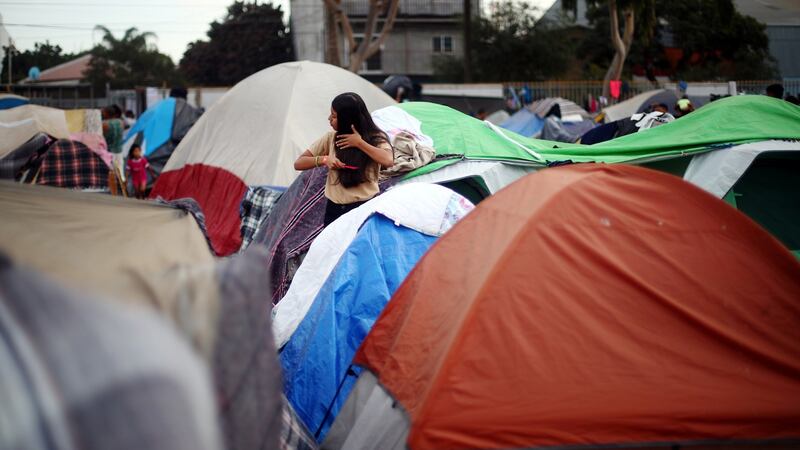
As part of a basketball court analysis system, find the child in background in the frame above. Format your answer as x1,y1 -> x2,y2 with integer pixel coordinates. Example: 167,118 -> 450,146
126,144 -> 156,199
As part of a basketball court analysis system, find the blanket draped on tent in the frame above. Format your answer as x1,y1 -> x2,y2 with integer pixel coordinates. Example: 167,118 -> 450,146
37,139 -> 109,189
239,186 -> 284,252
251,168 -> 399,304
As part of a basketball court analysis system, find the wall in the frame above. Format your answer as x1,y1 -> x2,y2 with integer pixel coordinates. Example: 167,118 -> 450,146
767,25 -> 800,79
376,22 -> 464,76
291,0 -> 326,62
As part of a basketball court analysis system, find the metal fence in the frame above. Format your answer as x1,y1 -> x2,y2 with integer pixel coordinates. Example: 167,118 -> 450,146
504,79 -> 800,106
737,79 -> 800,96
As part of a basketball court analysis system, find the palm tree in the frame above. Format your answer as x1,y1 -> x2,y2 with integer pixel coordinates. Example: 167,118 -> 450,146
86,26 -> 177,89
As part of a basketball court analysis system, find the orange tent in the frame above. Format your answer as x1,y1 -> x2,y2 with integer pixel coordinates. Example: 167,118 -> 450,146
336,164 -> 800,449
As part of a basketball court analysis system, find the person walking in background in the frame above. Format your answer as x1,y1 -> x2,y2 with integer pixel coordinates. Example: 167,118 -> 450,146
123,110 -> 136,129
675,98 -> 695,117
293,92 -> 394,226
102,105 -> 125,153
126,144 -> 156,199
766,83 -> 784,99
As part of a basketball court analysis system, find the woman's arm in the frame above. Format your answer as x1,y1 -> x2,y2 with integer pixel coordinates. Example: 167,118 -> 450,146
294,149 -> 344,170
336,126 -> 394,168
294,150 -> 318,170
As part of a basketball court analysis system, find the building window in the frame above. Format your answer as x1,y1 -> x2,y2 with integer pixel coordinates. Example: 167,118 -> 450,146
432,36 -> 453,53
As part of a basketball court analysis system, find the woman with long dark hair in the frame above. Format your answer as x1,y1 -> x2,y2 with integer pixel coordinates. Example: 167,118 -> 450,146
294,92 -> 394,225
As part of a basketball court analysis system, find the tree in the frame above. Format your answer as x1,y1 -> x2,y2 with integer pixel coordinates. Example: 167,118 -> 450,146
84,26 -> 181,89
564,0 -> 655,97
323,0 -> 400,72
434,2 -> 572,82
1,41 -> 78,82
180,1 -> 293,86
566,0 -> 777,82
657,0 -> 776,79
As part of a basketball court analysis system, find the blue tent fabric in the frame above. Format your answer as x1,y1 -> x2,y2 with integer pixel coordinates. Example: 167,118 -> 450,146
124,98 -> 176,156
280,214 -> 438,441
500,108 -> 544,137
0,96 -> 29,110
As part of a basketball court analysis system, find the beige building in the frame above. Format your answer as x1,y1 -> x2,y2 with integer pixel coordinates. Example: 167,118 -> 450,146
291,0 -> 479,80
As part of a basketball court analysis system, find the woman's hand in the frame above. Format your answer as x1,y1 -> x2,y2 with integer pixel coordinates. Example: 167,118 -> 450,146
325,154 -> 346,170
335,125 -> 365,150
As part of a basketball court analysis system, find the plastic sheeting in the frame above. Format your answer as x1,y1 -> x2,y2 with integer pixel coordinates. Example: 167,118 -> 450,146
281,215 -> 438,441
125,97 -> 176,156
271,183 -> 473,349
499,108 -> 544,137
356,164 -> 800,450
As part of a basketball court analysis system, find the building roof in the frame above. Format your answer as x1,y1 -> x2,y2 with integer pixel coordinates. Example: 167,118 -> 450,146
34,54 -> 92,83
734,0 -> 800,26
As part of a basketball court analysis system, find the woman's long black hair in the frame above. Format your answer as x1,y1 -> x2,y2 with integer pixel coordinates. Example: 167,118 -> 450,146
331,92 -> 390,188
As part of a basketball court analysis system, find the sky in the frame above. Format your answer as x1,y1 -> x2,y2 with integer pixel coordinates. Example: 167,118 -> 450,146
1,0 -> 557,64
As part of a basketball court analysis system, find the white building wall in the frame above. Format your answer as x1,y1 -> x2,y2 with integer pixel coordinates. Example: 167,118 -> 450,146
291,0 -> 326,62
0,14 -> 12,78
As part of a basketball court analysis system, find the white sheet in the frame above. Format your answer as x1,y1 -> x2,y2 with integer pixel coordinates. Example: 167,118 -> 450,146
371,105 -> 434,148
271,183 -> 473,349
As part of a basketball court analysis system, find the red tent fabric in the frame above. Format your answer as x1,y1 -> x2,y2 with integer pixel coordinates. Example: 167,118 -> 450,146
356,164 -> 800,449
152,164 -> 246,256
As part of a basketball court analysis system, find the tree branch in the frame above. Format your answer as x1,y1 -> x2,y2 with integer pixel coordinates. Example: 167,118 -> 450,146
607,0 -> 626,57
365,0 -> 400,55
322,0 -> 356,51
347,0 -> 400,72
622,6 -> 635,53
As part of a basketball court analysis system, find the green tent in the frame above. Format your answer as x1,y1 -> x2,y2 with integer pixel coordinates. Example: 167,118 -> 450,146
402,95 -> 800,179
400,96 -> 800,257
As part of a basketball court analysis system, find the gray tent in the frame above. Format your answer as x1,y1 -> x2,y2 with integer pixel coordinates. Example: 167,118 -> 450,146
0,254 -> 223,450
0,181 -> 298,450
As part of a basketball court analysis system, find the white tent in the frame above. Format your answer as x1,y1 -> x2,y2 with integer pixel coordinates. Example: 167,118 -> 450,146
161,61 -> 396,188
602,89 -> 679,123
0,105 -> 70,157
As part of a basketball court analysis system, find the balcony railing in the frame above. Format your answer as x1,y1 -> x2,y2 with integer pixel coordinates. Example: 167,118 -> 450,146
340,0 -> 478,17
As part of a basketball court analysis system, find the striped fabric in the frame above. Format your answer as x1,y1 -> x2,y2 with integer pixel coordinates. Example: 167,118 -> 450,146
252,168 -> 398,304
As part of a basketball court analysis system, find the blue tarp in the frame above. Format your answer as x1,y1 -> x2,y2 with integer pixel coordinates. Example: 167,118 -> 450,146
500,107 -> 544,137
124,97 -> 176,155
280,214 -> 438,441
0,96 -> 29,110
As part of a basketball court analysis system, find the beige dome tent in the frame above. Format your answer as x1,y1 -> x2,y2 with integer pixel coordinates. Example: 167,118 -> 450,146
153,61 -> 395,255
